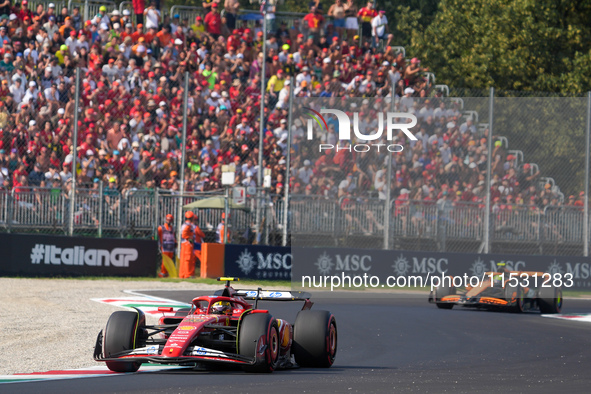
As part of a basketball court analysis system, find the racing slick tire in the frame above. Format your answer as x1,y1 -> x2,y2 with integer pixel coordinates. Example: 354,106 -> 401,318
103,311 -> 143,373
292,310 -> 337,368
504,283 -> 524,313
538,285 -> 563,314
435,282 -> 456,310
238,313 -> 280,373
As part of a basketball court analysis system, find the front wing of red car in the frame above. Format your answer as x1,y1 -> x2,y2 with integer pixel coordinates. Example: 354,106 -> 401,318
94,342 -> 262,366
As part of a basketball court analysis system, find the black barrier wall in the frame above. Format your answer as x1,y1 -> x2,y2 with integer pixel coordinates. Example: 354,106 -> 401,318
225,244 -> 292,280
291,247 -> 591,289
0,233 -> 157,277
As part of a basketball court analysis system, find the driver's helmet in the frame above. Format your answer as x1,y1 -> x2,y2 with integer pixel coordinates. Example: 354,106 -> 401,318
496,262 -> 510,274
211,301 -> 231,315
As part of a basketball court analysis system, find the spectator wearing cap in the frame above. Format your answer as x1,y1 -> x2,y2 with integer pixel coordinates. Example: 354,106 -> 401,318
359,70 -> 376,94
405,57 -> 428,87
371,10 -> 392,49
58,15 -> 75,39
92,5 -> 110,28
17,0 -> 33,21
399,87 -> 415,110
0,53 -> 14,72
204,2 -> 222,39
22,80 -> 39,106
43,14 -> 59,38
296,66 -> 312,86
517,163 -> 539,191
267,69 -> 285,104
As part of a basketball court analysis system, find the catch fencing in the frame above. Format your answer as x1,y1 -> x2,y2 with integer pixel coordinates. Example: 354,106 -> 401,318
1,188 -> 590,255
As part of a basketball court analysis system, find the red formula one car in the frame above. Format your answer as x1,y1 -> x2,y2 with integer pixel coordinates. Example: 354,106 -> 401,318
428,271 -> 563,314
94,278 -> 337,373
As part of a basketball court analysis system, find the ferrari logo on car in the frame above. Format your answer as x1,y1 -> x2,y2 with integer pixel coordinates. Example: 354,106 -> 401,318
178,326 -> 196,331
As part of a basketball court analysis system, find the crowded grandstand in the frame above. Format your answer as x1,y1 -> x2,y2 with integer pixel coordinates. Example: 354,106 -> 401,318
0,0 -> 583,249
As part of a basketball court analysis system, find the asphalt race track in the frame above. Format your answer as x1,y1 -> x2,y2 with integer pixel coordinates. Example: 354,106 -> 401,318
6,290 -> 591,393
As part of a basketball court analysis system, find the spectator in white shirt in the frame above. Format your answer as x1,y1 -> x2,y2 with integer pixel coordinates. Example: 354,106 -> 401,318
144,2 -> 161,30
399,87 -> 414,111
44,83 -> 60,102
296,66 -> 312,86
371,10 -> 392,48
9,79 -> 24,104
23,41 -> 38,64
459,118 -> 477,135
298,160 -> 314,185
22,81 -> 39,106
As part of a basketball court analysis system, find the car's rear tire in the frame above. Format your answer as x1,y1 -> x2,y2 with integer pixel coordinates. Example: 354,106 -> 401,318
103,311 -> 143,373
539,286 -> 563,314
238,313 -> 279,373
292,310 -> 337,368
504,283 -> 524,313
435,281 -> 455,310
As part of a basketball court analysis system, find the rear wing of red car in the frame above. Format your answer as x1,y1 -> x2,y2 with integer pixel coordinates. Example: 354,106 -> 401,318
234,290 -> 312,302
215,277 -> 313,309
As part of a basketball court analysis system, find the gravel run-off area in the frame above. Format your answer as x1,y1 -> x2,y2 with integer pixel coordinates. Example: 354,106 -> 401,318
0,278 -> 229,375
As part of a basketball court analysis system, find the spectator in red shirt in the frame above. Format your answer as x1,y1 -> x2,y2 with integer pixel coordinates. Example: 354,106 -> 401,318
133,0 -> 145,26
303,7 -> 325,43
204,3 -> 222,38
357,1 -> 377,39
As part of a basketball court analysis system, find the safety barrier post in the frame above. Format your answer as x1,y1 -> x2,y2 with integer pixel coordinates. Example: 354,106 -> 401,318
69,68 -> 81,236
585,92 -> 591,256
483,87 -> 494,253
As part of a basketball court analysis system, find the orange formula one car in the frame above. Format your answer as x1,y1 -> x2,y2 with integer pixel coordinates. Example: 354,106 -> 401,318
429,268 -> 564,314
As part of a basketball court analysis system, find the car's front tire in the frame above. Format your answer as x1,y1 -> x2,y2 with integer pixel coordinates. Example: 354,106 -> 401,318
103,310 -> 143,373
292,310 -> 337,368
435,281 -> 455,310
504,283 -> 524,313
238,313 -> 279,373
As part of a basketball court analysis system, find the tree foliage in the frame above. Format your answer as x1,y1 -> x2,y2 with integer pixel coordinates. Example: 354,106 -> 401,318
409,0 -> 591,94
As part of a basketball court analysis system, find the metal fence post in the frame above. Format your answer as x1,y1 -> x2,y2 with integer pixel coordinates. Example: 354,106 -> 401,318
224,187 -> 230,244
256,1 -> 268,244
98,180 -> 103,238
283,75 -> 295,246
154,188 -> 160,240
176,73 -> 189,267
69,68 -> 81,236
7,192 -> 12,233
584,92 -> 591,256
483,87 -> 494,253
384,85 -> 395,250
